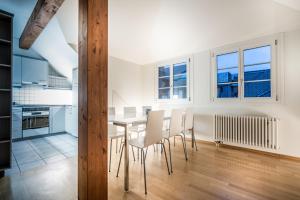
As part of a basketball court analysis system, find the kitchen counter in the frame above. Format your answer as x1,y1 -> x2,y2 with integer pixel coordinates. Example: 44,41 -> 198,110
12,104 -> 74,140
13,104 -> 72,107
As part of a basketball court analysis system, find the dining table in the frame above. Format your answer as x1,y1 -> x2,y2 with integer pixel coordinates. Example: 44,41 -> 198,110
109,112 -> 197,192
108,115 -> 171,192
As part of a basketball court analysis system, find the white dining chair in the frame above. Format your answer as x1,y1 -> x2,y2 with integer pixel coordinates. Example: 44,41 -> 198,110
124,106 -> 144,134
109,107 -> 116,118
108,107 -> 136,172
108,124 -> 136,172
142,106 -> 152,116
108,124 -> 125,172
109,106 -> 121,154
116,110 -> 170,194
163,109 -> 188,173
183,108 -> 198,151
124,106 -> 137,118
122,107 -> 145,157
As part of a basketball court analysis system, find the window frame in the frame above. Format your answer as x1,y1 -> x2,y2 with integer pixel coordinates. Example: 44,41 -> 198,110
213,47 -> 240,101
211,35 -> 279,103
155,57 -> 192,104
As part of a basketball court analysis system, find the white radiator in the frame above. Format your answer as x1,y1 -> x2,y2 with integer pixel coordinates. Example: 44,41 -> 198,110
214,115 -> 279,150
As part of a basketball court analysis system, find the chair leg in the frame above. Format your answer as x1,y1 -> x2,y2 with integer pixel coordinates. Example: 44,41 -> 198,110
109,138 -> 113,172
131,146 -> 136,162
141,149 -> 143,165
166,138 -> 173,173
192,129 -> 198,151
180,135 -> 188,161
145,147 -> 148,160
161,143 -> 170,175
183,133 -> 189,159
116,138 -> 118,154
153,144 -> 156,152
194,138 -> 198,151
142,149 -> 147,195
137,147 -> 140,160
116,143 -> 124,177
173,136 -> 176,147
119,138 -> 123,153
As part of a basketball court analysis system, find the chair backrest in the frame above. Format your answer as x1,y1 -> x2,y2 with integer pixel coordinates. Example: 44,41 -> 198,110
109,107 -> 116,117
124,107 -> 136,118
142,106 -> 152,117
108,124 -> 116,136
185,108 -> 194,130
169,109 -> 184,137
144,110 -> 165,147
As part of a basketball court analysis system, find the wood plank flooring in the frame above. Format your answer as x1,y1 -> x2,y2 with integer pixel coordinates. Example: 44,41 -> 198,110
1,139 -> 300,200
108,140 -> 300,200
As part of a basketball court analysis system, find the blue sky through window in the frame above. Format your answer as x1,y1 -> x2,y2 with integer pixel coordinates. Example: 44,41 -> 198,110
243,46 -> 271,97
217,52 -> 239,98
216,45 -> 271,98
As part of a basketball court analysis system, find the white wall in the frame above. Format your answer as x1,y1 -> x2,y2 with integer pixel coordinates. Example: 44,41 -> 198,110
141,29 -> 300,157
108,57 -> 143,115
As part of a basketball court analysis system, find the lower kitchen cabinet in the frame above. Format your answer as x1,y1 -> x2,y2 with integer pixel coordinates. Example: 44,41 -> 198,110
71,106 -> 78,137
50,106 -> 65,134
12,107 -> 22,139
65,106 -> 78,137
65,106 -> 72,134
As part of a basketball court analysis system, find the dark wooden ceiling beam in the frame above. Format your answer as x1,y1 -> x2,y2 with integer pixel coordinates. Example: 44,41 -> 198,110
19,0 -> 65,49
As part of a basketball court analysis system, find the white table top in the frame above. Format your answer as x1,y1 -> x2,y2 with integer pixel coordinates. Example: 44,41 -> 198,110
109,115 -> 170,126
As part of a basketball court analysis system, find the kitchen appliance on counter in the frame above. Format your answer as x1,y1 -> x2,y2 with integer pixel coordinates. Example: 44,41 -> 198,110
22,106 -> 50,138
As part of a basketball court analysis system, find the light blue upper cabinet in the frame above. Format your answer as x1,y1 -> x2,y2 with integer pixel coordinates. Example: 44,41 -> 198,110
21,57 -> 48,86
13,56 -> 22,87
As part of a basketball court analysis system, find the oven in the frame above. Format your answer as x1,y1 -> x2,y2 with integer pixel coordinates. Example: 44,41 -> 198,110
22,107 -> 50,138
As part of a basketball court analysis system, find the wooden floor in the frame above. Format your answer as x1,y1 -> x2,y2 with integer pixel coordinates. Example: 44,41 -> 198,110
1,139 -> 300,200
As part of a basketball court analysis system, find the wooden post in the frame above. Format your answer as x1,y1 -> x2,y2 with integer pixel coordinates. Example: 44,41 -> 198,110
78,0 -> 108,199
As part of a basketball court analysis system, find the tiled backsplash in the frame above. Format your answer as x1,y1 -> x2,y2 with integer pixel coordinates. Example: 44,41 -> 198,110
13,85 -> 72,105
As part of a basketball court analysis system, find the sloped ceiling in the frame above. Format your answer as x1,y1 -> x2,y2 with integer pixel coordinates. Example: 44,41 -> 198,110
109,0 -> 300,65
56,0 -> 78,48
273,0 -> 300,11
32,17 -> 77,81
0,0 -> 77,80
2,0 -> 300,68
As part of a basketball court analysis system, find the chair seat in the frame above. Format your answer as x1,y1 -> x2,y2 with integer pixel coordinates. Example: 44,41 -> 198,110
108,125 -> 124,139
162,131 -> 169,138
162,130 -> 182,139
128,125 -> 146,133
129,136 -> 146,149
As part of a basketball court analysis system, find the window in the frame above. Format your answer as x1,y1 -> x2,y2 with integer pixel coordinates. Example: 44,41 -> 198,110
158,66 -> 171,99
243,46 -> 271,98
173,63 -> 187,99
217,52 -> 239,98
157,58 -> 190,101
212,36 -> 278,101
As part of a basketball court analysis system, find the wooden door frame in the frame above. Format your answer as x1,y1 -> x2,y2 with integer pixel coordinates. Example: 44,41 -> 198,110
78,0 -> 108,199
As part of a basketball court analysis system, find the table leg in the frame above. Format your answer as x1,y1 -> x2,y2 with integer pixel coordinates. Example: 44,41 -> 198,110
191,128 -> 194,148
124,125 -> 129,191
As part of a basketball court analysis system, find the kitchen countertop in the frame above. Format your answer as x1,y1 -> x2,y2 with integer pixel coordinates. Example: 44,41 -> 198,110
13,104 -> 72,107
